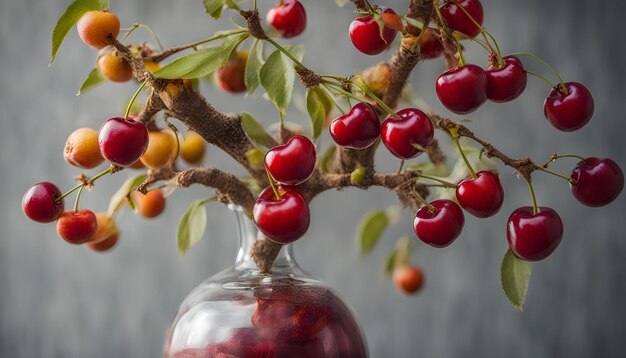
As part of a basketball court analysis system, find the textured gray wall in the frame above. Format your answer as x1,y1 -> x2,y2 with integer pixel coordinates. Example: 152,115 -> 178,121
2,0 -> 626,357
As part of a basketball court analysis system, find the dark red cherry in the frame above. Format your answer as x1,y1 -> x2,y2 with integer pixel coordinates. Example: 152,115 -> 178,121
570,157 -> 623,207
456,171 -> 504,218
439,0 -> 484,38
253,186 -> 310,244
22,182 -> 64,223
544,82 -> 594,132
485,55 -> 527,103
56,209 -> 98,245
413,199 -> 465,248
266,0 -> 307,38
507,207 -> 563,261
349,7 -> 398,55
329,102 -> 380,149
381,108 -> 434,159
98,117 -> 149,167
436,64 -> 487,114
418,28 -> 444,60
265,135 -> 316,185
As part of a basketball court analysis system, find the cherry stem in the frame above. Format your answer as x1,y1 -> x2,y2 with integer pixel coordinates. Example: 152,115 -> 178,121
125,80 -> 148,119
329,80 -> 400,119
321,84 -> 346,115
548,154 -> 586,164
450,0 -> 503,65
450,128 -> 477,178
525,70 -> 557,88
264,167 -> 281,200
433,2 -> 465,66
362,0 -> 377,13
524,177 -> 540,215
511,52 -> 568,94
397,160 -> 405,174
180,30 -> 249,53
266,38 -> 306,69
417,174 -> 456,188
411,186 -> 436,212
537,167 -> 575,184
56,167 -> 113,203
73,185 -> 84,212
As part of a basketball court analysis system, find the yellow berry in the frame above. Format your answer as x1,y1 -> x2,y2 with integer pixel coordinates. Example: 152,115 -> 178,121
131,189 -> 166,219
77,11 -> 120,49
180,131 -> 206,165
63,127 -> 104,169
98,51 -> 133,83
86,213 -> 119,252
140,130 -> 177,170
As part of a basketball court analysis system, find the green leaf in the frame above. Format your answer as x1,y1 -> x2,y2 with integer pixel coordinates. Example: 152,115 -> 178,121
154,32 -> 248,79
50,0 -> 108,64
384,236 -> 412,276
203,0 -> 225,17
384,250 -> 398,276
260,49 -> 296,113
358,211 -> 390,255
106,174 -> 147,217
306,87 -> 333,139
77,67 -> 105,95
245,39 -> 265,95
177,199 -> 209,255
245,148 -> 265,168
501,249 -> 532,311
241,112 -> 276,148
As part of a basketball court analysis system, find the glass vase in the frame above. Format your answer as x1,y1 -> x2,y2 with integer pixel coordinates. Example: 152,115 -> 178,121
163,205 -> 369,358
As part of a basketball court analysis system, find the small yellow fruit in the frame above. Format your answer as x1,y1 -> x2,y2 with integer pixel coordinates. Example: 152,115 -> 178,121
179,131 -> 206,165
98,51 -> 133,83
77,11 -> 120,49
64,127 -> 104,169
143,60 -> 161,73
86,213 -> 119,252
140,130 -> 177,170
131,189 -> 166,219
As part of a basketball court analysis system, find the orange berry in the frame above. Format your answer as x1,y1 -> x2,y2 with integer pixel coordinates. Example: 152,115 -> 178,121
140,130 -> 177,170
179,131 -> 206,165
87,233 -> 118,252
131,189 -> 166,218
63,127 -> 104,169
98,51 -> 133,83
214,50 -> 248,93
86,213 -> 119,252
76,11 -> 120,49
393,266 -> 424,295
143,60 -> 161,73
358,62 -> 392,97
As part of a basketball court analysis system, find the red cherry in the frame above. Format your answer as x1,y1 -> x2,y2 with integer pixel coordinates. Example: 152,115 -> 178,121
417,28 -> 444,60
485,55 -> 527,103
329,103 -> 380,149
265,135 -> 316,185
393,266 -> 424,294
570,157 -> 624,207
266,0 -> 307,38
98,117 -> 149,167
413,200 -> 465,248
439,0 -> 484,38
22,182 -> 64,223
349,7 -> 398,55
544,82 -> 594,132
507,207 -> 563,261
456,171 -> 504,218
436,64 -> 487,114
381,108 -> 434,159
56,209 -> 98,244
253,186 -> 310,244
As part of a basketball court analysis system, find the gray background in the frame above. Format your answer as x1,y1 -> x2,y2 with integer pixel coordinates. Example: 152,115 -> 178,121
2,0 -> 625,357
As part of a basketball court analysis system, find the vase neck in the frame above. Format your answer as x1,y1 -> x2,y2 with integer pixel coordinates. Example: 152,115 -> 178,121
230,205 -> 297,271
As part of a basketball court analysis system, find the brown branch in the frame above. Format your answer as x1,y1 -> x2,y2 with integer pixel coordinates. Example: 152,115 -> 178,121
351,0 -> 368,11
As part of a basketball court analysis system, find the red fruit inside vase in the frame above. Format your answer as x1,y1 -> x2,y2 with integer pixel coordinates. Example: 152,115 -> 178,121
349,7 -> 398,55
413,199 -> 465,248
98,117 -> 149,167
264,135 -> 316,185
485,55 -> 527,103
329,102 -> 380,149
436,64 -> 487,114
507,206 -> 563,261
439,0 -> 484,38
570,157 -> 624,207
381,108 -> 434,159
266,0 -> 307,38
544,82 -> 594,132
22,182 -> 64,223
253,186 -> 310,244
456,170 -> 505,218
56,209 -> 98,244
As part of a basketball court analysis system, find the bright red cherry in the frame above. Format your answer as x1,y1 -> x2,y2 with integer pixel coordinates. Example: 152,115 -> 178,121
413,200 -> 465,248
266,0 -> 307,38
329,103 -> 380,149
570,157 -> 624,207
98,117 -> 149,167
456,171 -> 504,218
507,207 -> 563,261
349,7 -> 398,55
436,64 -> 487,114
381,108 -> 434,159
265,135 -> 316,185
253,186 -> 310,244
485,55 -> 527,103
439,0 -> 484,38
544,82 -> 594,132
22,182 -> 64,223
56,209 -> 98,244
